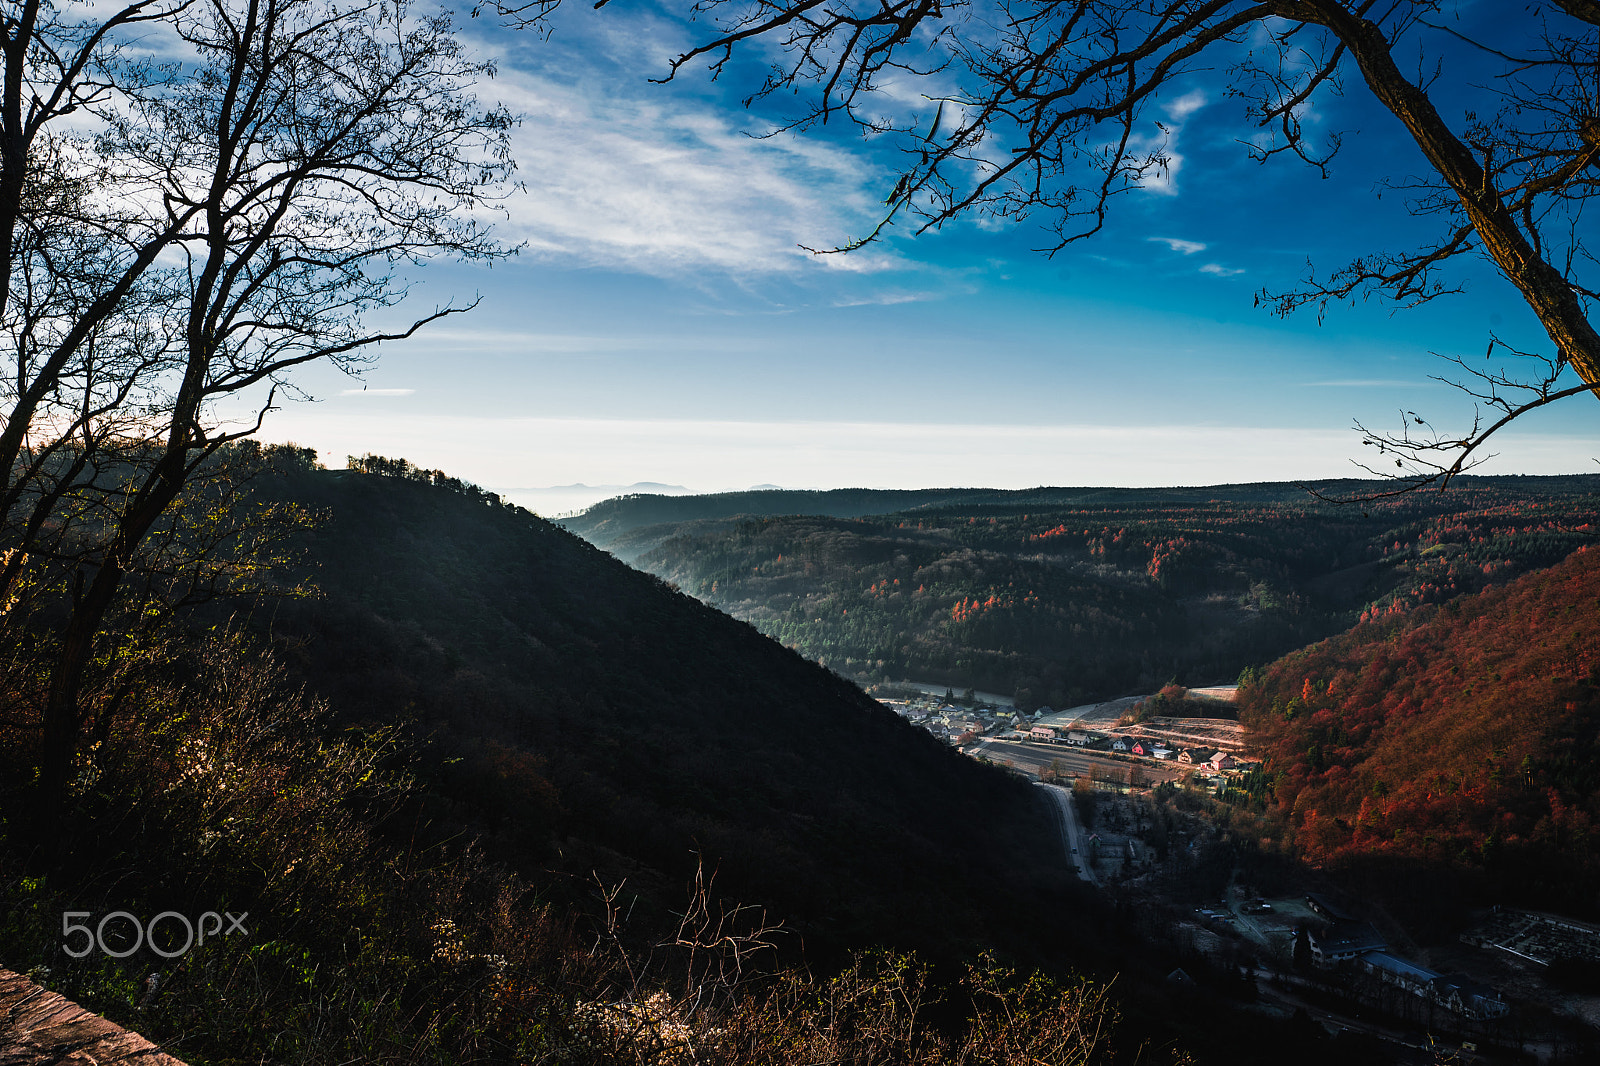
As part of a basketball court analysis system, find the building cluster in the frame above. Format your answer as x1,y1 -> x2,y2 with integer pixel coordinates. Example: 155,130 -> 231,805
1304,895 -> 1508,1021
1022,726 -> 1255,773
878,696 -> 1033,744
878,696 -> 1260,790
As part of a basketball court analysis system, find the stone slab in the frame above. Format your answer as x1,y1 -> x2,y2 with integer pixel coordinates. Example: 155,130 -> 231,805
0,969 -> 185,1066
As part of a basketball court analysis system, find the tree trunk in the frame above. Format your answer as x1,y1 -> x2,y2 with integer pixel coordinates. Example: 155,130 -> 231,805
30,455 -> 187,846
1282,1 -> 1600,390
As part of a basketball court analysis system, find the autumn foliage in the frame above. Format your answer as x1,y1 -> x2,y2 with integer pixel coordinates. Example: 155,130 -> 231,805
620,479 -> 1598,707
1239,546 -> 1600,914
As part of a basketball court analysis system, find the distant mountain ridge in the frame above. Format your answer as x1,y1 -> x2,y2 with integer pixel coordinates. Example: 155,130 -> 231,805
492,480 -> 693,516
562,475 -> 1600,558
566,476 -> 1600,708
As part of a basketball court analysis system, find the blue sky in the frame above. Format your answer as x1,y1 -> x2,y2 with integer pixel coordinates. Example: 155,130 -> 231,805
254,2 -> 1600,512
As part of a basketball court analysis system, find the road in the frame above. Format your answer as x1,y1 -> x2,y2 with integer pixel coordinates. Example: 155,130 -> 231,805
970,738 -> 1183,786
1034,781 -> 1098,884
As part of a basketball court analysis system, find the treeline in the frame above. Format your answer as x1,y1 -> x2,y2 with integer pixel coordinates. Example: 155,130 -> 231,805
1126,684 -> 1238,723
348,452 -> 512,507
1237,545 -> 1600,922
627,483 -> 1599,706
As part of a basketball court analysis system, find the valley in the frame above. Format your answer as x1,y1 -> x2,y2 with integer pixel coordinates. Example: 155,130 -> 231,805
838,534 -> 1600,1060
7,464 -> 1600,1065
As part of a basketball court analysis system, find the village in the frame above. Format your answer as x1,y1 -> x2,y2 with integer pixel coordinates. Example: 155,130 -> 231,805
876,688 -> 1258,789
873,686 -> 1600,1061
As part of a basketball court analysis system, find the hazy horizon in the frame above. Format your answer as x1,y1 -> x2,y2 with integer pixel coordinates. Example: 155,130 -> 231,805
244,4 -> 1598,500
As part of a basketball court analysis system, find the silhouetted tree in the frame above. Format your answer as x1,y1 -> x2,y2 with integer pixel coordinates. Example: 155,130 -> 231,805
8,0 -> 514,833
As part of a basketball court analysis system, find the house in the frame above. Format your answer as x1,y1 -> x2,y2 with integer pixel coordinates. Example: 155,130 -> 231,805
1029,725 -> 1057,742
1359,951 -> 1436,994
1357,953 -> 1509,1019
1151,746 -> 1174,760
1209,752 -> 1238,772
1067,730 -> 1090,746
1111,736 -> 1131,752
1434,976 -> 1510,1020
1131,740 -> 1151,757
1306,894 -> 1353,922
1177,749 -> 1196,764
1308,920 -> 1387,965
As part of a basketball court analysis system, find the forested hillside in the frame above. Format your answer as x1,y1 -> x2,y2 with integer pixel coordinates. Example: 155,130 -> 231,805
256,459 -> 1066,961
596,479 -> 1599,706
1237,545 -> 1600,918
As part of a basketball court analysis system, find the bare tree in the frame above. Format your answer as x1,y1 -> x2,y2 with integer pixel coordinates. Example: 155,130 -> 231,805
503,1 -> 1599,493
10,0 -> 515,833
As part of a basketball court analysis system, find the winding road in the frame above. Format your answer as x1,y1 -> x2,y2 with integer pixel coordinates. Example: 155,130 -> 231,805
1034,782 -> 1097,884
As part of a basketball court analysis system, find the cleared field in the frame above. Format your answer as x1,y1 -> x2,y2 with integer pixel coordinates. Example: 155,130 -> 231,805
967,738 -> 1183,786
1038,696 -> 1143,729
1123,716 -> 1248,753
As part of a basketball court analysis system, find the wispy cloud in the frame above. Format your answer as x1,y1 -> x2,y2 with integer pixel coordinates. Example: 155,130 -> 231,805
396,329 -> 750,353
1303,379 -> 1430,388
1149,237 -> 1206,255
1165,89 -> 1209,123
1128,90 -> 1208,197
340,388 -> 415,397
1199,263 -> 1245,276
495,71 -> 888,278
832,290 -> 951,307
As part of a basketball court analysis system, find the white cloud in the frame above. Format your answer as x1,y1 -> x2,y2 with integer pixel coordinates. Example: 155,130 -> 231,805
1303,379 -> 1430,388
1125,90 -> 1209,197
832,291 -> 945,308
1148,237 -> 1207,255
1164,90 -> 1209,122
495,72 -> 889,278
1199,263 -> 1245,276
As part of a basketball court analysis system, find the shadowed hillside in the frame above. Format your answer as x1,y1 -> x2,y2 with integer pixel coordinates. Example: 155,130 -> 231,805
259,463 -> 1074,962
